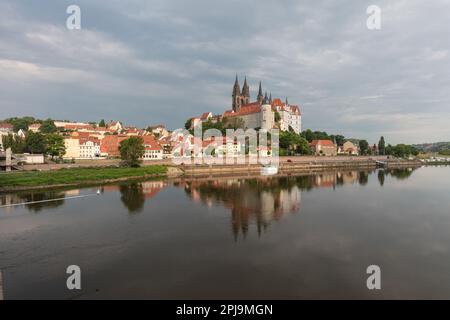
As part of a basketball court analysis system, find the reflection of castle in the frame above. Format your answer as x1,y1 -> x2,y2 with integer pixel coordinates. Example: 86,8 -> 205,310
182,178 -> 302,239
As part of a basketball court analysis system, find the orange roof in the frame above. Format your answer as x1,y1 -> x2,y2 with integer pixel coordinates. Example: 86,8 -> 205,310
223,102 -> 261,117
200,112 -> 212,120
142,135 -> 162,151
310,140 -> 335,147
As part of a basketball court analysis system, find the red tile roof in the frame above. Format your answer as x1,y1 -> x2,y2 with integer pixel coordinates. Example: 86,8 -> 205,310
200,112 -> 212,120
142,135 -> 162,151
223,102 -> 261,117
0,122 -> 13,129
310,139 -> 335,147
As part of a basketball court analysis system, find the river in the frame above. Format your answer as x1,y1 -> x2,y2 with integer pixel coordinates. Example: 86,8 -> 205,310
1,166 -> 449,299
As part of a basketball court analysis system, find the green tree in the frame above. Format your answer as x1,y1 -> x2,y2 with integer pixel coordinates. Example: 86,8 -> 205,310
99,119 -> 106,127
2,133 -> 25,153
378,136 -> 386,155
25,131 -> 47,154
359,140 -> 369,155
46,134 -> 66,160
39,119 -> 57,134
119,137 -> 145,167
184,118 -> 193,130
274,111 -> 281,123
6,117 -> 35,131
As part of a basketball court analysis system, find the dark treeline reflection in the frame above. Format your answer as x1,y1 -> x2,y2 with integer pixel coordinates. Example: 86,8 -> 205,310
0,190 -> 67,213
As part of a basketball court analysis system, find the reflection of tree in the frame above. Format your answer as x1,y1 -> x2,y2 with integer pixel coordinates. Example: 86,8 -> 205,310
378,170 -> 385,186
358,171 -> 369,185
119,183 -> 145,214
17,191 -> 65,212
386,168 -> 415,180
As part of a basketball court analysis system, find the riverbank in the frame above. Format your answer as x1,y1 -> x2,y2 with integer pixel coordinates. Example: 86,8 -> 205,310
0,157 -> 423,192
181,158 -> 423,177
0,165 -> 168,192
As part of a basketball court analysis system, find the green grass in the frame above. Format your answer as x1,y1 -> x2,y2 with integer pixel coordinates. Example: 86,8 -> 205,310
0,165 -> 167,188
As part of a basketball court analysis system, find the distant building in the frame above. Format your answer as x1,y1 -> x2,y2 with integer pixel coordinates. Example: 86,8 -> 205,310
142,135 -> 163,160
340,141 -> 359,155
0,122 -> 13,133
28,123 -> 41,132
310,140 -> 337,156
100,135 -> 129,157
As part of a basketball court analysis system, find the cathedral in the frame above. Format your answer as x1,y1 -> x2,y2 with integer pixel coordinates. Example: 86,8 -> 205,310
227,76 -> 302,134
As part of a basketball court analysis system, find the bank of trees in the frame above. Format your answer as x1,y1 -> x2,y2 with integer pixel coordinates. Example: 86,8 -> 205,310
1,130 -> 66,160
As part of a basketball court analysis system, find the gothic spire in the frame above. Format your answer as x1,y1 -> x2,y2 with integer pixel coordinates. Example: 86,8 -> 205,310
242,76 -> 250,97
257,81 -> 263,103
233,74 -> 240,96
269,92 -> 272,103
285,97 -> 289,106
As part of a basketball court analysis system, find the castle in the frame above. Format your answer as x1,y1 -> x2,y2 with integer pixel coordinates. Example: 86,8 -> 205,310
225,76 -> 301,133
192,76 -> 302,134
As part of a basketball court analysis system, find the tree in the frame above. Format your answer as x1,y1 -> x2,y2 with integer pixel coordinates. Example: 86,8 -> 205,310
359,140 -> 369,155
6,117 -> 35,131
1,133 -> 25,153
99,119 -> 106,127
39,119 -> 57,134
280,131 -> 312,155
46,134 -> 66,160
378,136 -> 386,155
184,118 -> 193,130
330,135 -> 345,146
25,131 -> 47,154
274,111 -> 281,123
119,137 -> 145,167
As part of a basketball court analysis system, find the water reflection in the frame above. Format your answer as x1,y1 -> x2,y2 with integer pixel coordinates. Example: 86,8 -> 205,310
1,169 -> 418,216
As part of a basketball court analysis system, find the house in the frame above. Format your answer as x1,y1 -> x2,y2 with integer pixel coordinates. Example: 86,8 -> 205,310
0,122 -> 13,133
148,125 -> 169,138
100,135 -> 129,157
200,112 -> 213,121
341,141 -> 359,155
79,137 -> 100,159
142,136 -> 163,160
17,129 -> 26,138
64,134 -> 80,159
28,123 -> 41,132
310,140 -> 337,156
106,121 -> 123,132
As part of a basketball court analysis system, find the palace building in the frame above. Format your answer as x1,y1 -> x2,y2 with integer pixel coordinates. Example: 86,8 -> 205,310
224,76 -> 302,134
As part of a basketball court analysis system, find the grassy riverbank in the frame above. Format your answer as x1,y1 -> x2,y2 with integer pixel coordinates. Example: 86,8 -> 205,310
0,165 -> 167,191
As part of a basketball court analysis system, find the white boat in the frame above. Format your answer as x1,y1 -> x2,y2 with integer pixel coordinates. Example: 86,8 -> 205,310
261,165 -> 278,176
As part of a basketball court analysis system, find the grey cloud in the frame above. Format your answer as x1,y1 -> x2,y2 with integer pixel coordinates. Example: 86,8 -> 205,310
0,0 -> 449,144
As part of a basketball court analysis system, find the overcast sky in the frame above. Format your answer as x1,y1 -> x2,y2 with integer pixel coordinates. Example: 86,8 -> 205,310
0,0 -> 449,144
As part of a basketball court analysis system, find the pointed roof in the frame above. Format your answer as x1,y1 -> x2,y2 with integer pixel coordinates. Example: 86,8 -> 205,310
257,81 -> 263,99
242,76 -> 250,97
233,74 -> 241,96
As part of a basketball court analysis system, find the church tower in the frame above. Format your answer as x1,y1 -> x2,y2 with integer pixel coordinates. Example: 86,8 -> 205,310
232,75 -> 250,112
257,81 -> 264,105
232,75 -> 241,112
242,77 -> 250,105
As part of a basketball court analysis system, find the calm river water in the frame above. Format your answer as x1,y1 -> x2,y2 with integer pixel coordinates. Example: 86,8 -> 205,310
1,166 -> 450,299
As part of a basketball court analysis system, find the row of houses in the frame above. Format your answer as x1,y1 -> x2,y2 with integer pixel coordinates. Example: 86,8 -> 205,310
61,122 -> 166,160
310,140 -> 361,156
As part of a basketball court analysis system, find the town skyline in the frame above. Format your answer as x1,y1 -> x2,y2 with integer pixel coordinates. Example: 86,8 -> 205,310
1,1 -> 449,144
